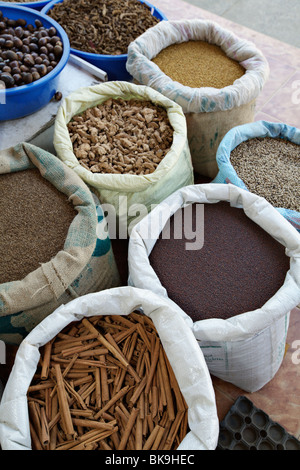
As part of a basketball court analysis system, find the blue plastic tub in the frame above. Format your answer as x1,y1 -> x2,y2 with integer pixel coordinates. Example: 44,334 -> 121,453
42,0 -> 167,81
0,5 -> 70,121
5,1 -> 53,11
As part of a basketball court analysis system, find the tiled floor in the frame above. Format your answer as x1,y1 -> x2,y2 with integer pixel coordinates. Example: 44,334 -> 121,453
0,0 -> 299,449
146,0 -> 300,443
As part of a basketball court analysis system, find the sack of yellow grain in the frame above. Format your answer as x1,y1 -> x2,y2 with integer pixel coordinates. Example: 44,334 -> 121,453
126,19 -> 269,178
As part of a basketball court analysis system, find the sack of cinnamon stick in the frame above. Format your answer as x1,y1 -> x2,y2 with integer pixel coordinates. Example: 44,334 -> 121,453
0,287 -> 218,450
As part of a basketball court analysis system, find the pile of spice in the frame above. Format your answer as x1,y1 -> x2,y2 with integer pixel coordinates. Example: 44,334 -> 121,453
152,40 -> 245,89
230,137 -> 300,212
0,168 -> 77,284
149,201 -> 290,322
48,0 -> 160,55
0,11 -> 64,88
27,312 -> 188,450
68,99 -> 173,175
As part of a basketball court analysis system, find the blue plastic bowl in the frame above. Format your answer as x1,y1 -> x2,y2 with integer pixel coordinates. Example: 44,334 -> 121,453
5,1 -> 53,12
42,0 -> 167,81
0,5 -> 70,121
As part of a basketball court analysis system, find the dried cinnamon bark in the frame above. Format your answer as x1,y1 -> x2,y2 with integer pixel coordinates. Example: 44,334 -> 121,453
27,311 -> 189,450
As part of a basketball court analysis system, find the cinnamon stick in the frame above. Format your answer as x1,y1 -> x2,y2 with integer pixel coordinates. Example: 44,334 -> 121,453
27,311 -> 188,451
53,363 -> 76,440
118,407 -> 139,450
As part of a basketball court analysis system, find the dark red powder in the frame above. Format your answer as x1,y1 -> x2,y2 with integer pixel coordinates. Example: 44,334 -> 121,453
149,202 -> 290,321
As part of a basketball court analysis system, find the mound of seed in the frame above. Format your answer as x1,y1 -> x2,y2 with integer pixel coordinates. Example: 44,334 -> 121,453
149,201 -> 290,322
0,168 -> 77,284
1,0 -> 37,2
68,99 -> 173,175
0,10 -> 63,88
230,137 -> 300,212
48,0 -> 160,56
152,40 -> 245,89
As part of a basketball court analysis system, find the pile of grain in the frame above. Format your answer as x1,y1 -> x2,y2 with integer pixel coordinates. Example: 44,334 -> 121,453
0,168 -> 77,284
152,40 -> 245,89
230,137 -> 300,212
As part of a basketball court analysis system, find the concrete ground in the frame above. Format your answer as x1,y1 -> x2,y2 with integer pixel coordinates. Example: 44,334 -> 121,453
183,0 -> 300,48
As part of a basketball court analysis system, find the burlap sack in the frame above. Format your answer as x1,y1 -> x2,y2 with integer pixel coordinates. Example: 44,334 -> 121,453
0,143 -> 120,345
126,19 -> 269,178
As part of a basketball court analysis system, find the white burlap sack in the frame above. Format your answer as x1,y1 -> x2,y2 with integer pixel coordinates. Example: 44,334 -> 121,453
54,81 -> 194,235
0,286 -> 219,451
126,20 -> 269,178
128,184 -> 300,392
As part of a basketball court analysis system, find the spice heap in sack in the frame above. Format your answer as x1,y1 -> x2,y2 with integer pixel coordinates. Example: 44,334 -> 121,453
213,121 -> 300,231
47,0 -> 160,55
230,137 -> 300,213
27,311 -> 188,450
67,98 -> 174,175
149,201 -> 290,322
0,0 -> 38,2
0,143 -> 121,345
152,40 -> 246,89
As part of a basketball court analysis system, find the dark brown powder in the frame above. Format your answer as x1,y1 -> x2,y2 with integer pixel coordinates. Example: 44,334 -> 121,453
0,168 -> 77,284
149,201 -> 290,321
